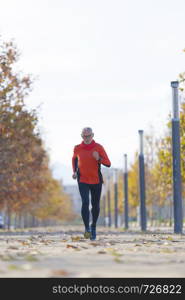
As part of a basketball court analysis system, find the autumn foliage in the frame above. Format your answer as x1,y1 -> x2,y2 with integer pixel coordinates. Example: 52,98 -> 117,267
0,39 -> 74,227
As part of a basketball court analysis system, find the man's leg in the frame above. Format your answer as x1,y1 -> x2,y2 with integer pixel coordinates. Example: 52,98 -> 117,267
78,182 -> 91,237
90,183 -> 102,240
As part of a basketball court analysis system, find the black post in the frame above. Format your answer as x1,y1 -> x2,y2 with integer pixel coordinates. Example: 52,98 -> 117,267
114,168 -> 118,228
138,130 -> 147,231
171,81 -> 183,234
103,194 -> 106,227
123,154 -> 129,229
107,173 -> 112,227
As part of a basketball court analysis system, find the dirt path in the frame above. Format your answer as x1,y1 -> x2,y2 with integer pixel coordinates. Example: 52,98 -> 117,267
0,225 -> 185,278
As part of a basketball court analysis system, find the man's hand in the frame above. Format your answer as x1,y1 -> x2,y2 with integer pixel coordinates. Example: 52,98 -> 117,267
92,151 -> 100,161
72,172 -> 77,179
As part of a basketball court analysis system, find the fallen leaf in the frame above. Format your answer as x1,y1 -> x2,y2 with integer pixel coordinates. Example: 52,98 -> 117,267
8,264 -> 21,270
29,236 -> 37,241
21,241 -> 30,246
0,254 -> 15,261
160,248 -> 175,254
51,269 -> 71,277
25,255 -> 38,261
7,246 -> 19,250
167,236 -> 173,241
97,251 -> 106,254
89,242 -> 100,247
106,247 -> 114,252
71,236 -> 81,242
106,248 -> 123,258
114,257 -> 123,263
66,244 -> 79,249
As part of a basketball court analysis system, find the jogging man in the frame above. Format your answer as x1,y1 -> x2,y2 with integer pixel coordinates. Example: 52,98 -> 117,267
72,127 -> 111,240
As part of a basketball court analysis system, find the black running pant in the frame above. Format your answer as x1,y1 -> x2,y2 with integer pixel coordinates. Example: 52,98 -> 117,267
78,182 -> 102,229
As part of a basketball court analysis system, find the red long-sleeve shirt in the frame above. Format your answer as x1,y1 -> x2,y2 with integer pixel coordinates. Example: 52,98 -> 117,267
72,140 -> 111,184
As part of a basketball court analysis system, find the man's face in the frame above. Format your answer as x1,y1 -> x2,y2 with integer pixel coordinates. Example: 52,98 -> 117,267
81,131 -> 94,144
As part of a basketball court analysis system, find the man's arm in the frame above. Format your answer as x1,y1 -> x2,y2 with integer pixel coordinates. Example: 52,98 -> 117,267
72,146 -> 78,179
96,145 -> 111,167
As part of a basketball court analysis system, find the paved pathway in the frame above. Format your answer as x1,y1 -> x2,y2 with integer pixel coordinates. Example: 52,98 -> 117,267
0,225 -> 185,278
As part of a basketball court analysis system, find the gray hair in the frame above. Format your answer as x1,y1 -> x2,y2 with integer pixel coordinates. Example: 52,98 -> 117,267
81,127 -> 93,135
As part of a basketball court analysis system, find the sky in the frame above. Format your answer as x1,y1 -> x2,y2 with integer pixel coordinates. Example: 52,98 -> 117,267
0,0 -> 185,184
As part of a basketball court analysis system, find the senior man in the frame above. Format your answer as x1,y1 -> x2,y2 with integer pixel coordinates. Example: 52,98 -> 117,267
72,127 -> 111,240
